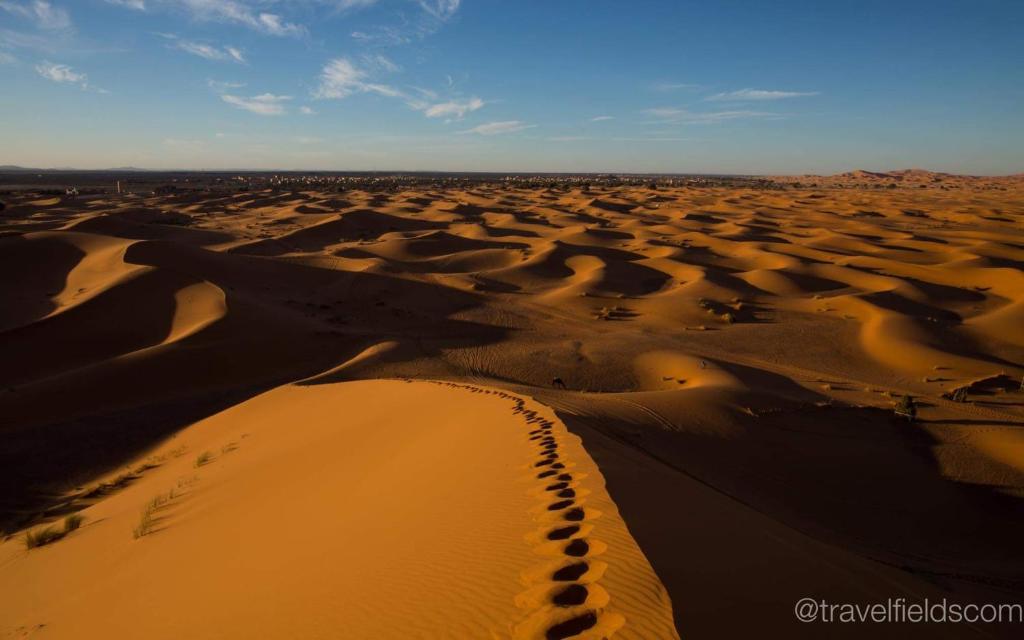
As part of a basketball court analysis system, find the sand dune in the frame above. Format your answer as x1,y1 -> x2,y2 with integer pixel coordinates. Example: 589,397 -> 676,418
1,180 -> 1023,638
0,381 -> 676,639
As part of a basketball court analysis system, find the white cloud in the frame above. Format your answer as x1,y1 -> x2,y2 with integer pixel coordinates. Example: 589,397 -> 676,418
313,56 -> 400,100
706,88 -> 819,101
173,38 -> 245,63
352,0 -> 459,44
224,46 -> 244,63
299,105 -> 316,115
590,115 -> 613,122
642,107 -> 777,124
417,0 -> 460,21
256,12 -> 303,36
35,60 -> 105,91
312,54 -> 488,125
424,97 -> 483,119
0,51 -> 15,63
37,61 -> 84,83
0,1 -> 71,30
364,53 -> 399,73
221,92 -> 291,115
459,120 -> 534,135
208,78 -> 245,91
171,1 -> 304,37
106,0 -> 145,9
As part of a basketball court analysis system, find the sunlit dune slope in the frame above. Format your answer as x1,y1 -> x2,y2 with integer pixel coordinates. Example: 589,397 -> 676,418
0,380 -> 676,640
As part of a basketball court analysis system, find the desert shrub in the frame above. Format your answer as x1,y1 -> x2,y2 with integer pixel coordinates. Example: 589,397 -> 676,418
24,526 -> 64,549
133,490 -> 176,539
63,514 -> 84,532
133,509 -> 154,539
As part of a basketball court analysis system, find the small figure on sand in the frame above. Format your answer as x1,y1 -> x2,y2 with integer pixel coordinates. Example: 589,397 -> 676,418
895,395 -> 917,422
552,377 -> 567,390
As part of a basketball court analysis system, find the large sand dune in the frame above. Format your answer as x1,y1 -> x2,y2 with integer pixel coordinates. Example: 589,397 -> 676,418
1,179 -> 1023,638
0,380 -> 676,639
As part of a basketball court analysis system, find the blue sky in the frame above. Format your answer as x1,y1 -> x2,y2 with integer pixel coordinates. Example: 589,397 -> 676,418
1,0 -> 1022,174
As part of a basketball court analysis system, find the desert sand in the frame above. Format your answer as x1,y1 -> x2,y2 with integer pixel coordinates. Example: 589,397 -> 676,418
1,174 -> 1023,638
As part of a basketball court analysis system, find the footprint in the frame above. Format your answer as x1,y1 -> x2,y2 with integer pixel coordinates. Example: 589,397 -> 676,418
548,499 -> 574,511
562,508 -> 586,522
552,584 -> 588,607
545,612 -> 598,640
552,562 -> 588,581
564,539 -> 589,557
547,525 -> 580,540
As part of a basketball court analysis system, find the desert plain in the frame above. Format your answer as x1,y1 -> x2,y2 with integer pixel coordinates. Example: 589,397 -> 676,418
1,170 -> 1023,639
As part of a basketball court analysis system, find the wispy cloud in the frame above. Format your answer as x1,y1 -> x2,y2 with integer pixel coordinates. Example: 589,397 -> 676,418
313,54 -> 482,122
134,0 -> 305,37
590,115 -> 613,122
459,120 -> 534,135
169,37 -> 245,63
0,1 -> 70,30
424,97 -> 483,119
351,0 -> 460,44
35,60 -> 106,92
299,105 -> 316,115
417,0 -> 460,21
313,55 -> 401,99
254,12 -> 304,37
0,51 -> 15,63
221,92 -> 291,115
642,107 -> 777,124
208,78 -> 244,91
706,88 -> 819,101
